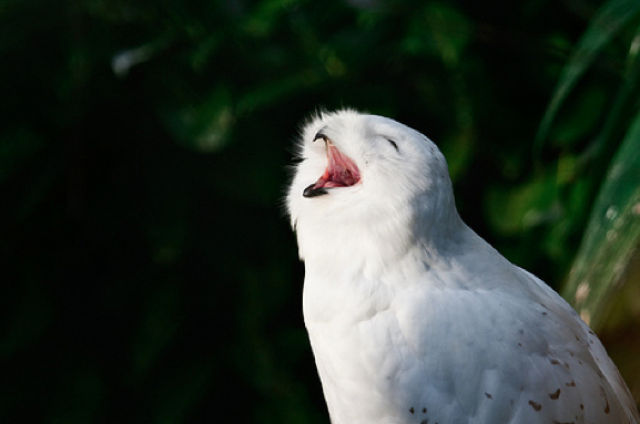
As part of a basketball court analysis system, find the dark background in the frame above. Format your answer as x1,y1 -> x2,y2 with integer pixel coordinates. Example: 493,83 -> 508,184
1,0 -> 639,422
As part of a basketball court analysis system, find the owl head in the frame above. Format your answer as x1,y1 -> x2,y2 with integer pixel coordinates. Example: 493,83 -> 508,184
286,109 -> 461,263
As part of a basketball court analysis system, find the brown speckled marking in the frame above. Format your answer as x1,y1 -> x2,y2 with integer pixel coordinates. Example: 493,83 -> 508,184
420,420 -> 428,424
565,380 -> 576,387
579,404 -> 584,410
528,400 -> 542,411
409,407 -> 415,414
517,342 -> 522,347
422,408 -> 427,413
549,388 -> 561,400
550,359 -> 561,365
542,311 -> 547,316
604,400 -> 610,414
484,392 -> 493,399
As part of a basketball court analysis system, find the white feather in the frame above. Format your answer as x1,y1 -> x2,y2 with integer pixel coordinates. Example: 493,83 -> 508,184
286,109 -> 639,424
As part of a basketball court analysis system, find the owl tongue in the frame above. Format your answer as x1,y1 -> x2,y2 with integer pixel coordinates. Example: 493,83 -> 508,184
303,143 -> 360,197
317,143 -> 361,188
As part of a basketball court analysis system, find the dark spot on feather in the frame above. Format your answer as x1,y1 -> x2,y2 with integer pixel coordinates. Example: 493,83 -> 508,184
542,311 -> 547,316
549,389 -> 561,399
420,420 -> 428,424
566,380 -> 576,387
528,400 -> 542,411
409,407 -> 414,414
484,392 -> 492,399
422,408 -> 427,413
604,400 -> 610,414
552,421 -> 574,424
580,404 -> 583,410
518,342 -> 522,347
518,329 -> 524,335
550,359 -> 561,365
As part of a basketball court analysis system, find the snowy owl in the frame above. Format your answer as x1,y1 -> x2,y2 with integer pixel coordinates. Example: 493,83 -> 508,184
286,109 -> 639,424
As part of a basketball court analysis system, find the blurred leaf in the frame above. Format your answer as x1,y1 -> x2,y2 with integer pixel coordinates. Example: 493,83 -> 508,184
562,109 -> 640,330
112,39 -> 169,78
575,23 -> 640,171
535,0 -> 640,149
441,125 -> 473,182
163,87 -> 234,153
236,71 -> 318,114
402,2 -> 471,67
550,87 -> 607,148
241,0 -> 301,38
189,34 -> 222,72
485,170 -> 559,235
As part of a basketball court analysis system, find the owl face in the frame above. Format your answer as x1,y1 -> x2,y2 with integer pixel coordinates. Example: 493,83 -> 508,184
288,110 -> 448,216
286,110 -> 457,262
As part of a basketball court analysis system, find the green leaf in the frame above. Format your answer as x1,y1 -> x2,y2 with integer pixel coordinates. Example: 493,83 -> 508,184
575,23 -> 640,170
402,2 -> 472,67
163,87 -> 234,153
484,170 -> 559,236
535,0 -> 640,150
562,109 -> 640,331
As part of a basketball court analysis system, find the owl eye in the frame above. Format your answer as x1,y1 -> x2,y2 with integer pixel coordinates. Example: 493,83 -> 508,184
386,138 -> 399,152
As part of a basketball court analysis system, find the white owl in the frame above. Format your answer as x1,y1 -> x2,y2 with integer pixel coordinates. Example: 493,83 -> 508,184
286,109 -> 639,424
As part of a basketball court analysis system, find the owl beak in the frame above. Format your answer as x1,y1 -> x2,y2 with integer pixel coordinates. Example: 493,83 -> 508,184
303,183 -> 329,197
303,136 -> 361,198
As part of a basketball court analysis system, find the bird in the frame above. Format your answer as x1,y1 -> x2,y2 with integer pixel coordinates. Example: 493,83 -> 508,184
286,109 -> 639,424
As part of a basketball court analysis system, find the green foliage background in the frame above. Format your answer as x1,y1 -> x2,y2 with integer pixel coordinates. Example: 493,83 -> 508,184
1,0 -> 639,422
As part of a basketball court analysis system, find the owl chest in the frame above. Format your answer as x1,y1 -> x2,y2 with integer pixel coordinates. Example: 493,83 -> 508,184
303,274 -> 418,380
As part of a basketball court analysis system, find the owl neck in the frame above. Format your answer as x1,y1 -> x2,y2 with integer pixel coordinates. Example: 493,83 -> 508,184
296,189 -> 466,277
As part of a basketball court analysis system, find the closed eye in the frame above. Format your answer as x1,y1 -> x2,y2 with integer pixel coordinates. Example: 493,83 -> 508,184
386,138 -> 399,152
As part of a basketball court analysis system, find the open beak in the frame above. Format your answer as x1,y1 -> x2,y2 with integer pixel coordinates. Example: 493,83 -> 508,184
303,136 -> 361,198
